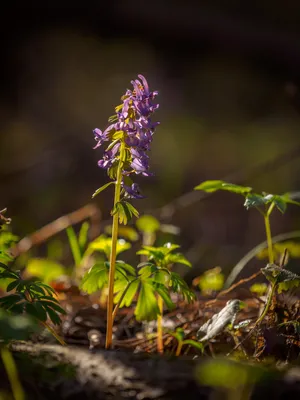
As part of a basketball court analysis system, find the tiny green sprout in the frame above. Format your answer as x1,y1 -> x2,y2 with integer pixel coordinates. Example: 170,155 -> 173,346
170,327 -> 204,356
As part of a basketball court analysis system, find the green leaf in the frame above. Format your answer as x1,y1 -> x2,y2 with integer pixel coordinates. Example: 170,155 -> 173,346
44,306 -> 62,325
261,264 -> 300,293
80,262 -> 109,294
272,196 -> 287,213
165,253 -> 192,267
135,281 -> 160,321
26,258 -> 65,284
136,215 -> 160,234
104,225 -> 139,241
87,235 -> 131,258
121,279 -> 139,307
195,180 -> 252,194
138,263 -> 158,278
115,261 -> 136,276
39,300 -> 66,315
6,279 -> 20,292
244,193 -> 266,209
280,193 -> 300,208
182,340 -> 204,353
78,221 -> 90,251
92,181 -> 115,198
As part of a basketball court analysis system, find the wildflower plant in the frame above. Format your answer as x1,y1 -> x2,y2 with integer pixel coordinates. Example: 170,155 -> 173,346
91,75 -> 160,348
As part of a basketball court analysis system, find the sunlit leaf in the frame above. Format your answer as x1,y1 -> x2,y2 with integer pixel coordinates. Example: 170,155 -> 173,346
195,180 -> 252,194
104,225 -> 139,241
136,215 -> 160,234
88,235 -> 131,258
197,267 -> 224,294
165,253 -> 192,267
26,258 -> 65,284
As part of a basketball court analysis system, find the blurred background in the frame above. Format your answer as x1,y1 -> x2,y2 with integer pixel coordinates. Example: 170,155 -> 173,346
2,0 -> 300,280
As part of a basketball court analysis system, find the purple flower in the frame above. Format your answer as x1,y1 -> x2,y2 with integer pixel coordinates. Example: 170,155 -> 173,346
93,74 -> 159,198
122,183 -> 145,199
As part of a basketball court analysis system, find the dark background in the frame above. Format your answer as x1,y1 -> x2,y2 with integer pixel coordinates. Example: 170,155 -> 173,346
2,1 -> 300,279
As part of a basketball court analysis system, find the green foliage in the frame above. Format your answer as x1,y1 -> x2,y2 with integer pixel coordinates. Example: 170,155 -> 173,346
80,241 -> 195,322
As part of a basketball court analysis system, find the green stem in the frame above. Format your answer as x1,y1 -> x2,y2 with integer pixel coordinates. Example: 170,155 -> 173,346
256,282 -> 276,323
1,346 -> 25,400
264,202 -> 275,264
175,341 -> 183,357
106,145 -> 124,349
157,296 -> 164,353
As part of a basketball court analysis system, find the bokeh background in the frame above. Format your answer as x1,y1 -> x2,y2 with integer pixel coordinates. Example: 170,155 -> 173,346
2,1 -> 300,280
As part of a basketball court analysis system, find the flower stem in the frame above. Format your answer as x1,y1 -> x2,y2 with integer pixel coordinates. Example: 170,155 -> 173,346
106,148 -> 124,349
157,295 -> 164,353
264,202 -> 275,264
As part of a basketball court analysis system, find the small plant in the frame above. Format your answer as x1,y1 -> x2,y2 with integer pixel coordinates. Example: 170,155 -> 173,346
170,327 -> 204,356
195,181 -> 300,342
0,211 -> 66,346
194,180 -> 300,265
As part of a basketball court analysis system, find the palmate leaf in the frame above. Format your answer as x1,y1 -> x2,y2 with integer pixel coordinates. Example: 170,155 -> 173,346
138,263 -> 159,279
80,262 -> 109,294
135,281 -> 160,321
92,181 -> 115,198
194,180 -> 252,194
